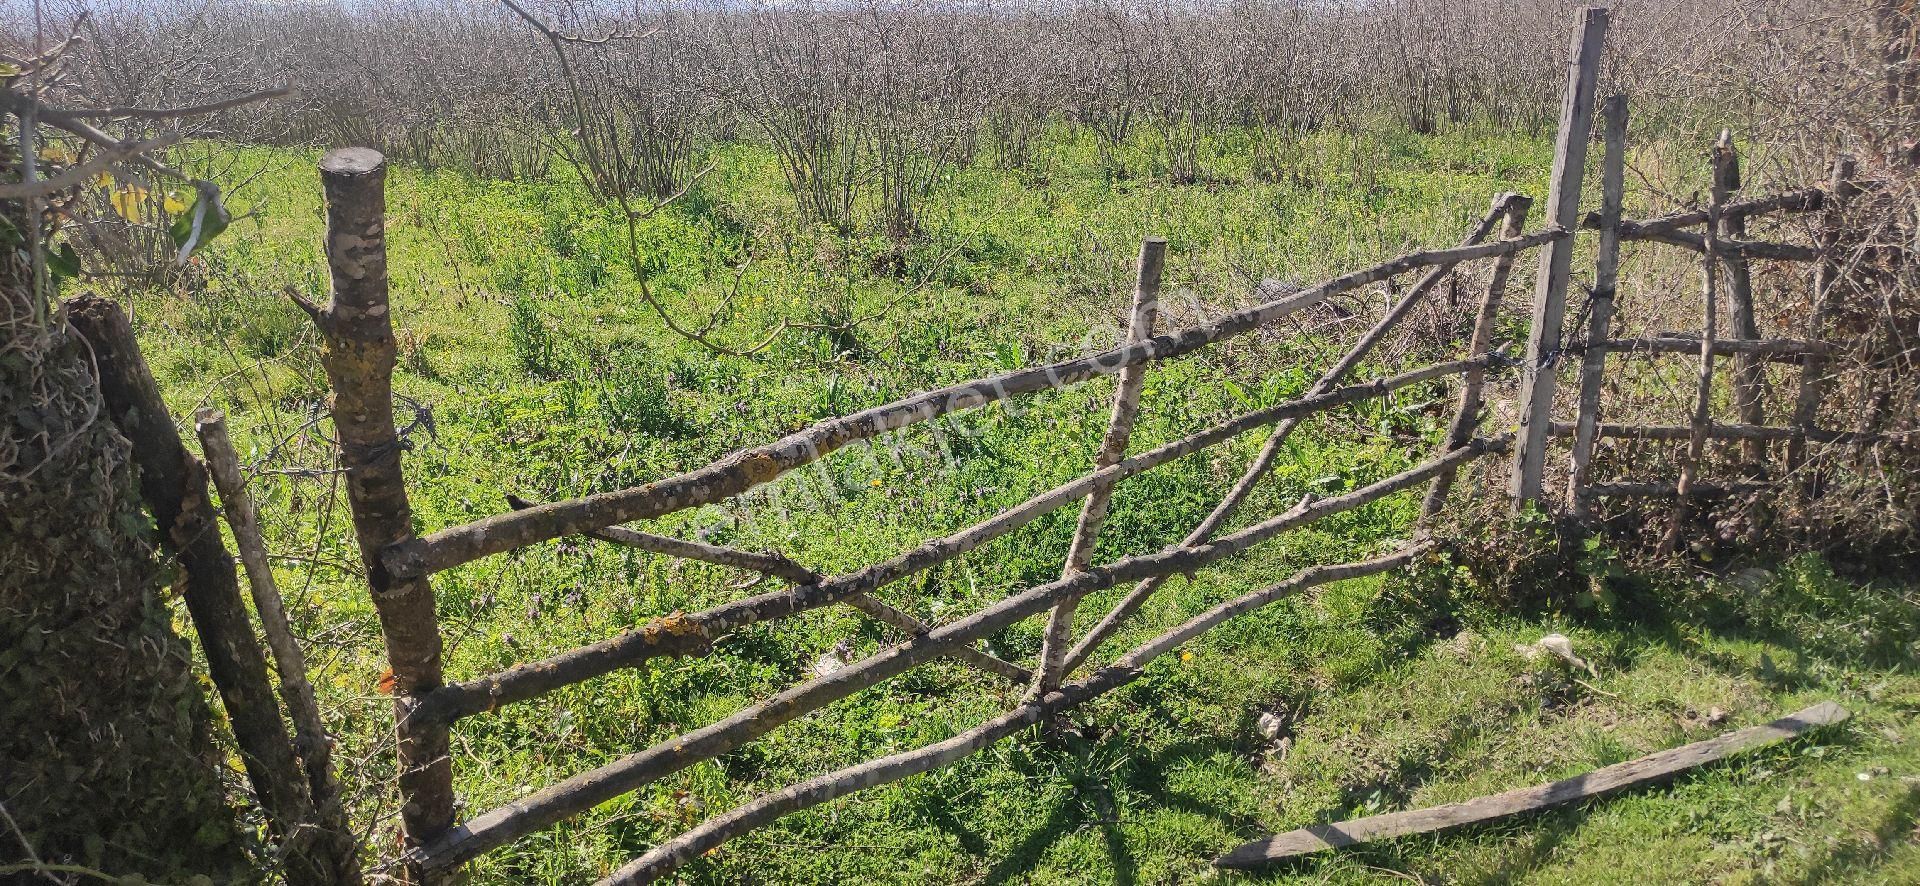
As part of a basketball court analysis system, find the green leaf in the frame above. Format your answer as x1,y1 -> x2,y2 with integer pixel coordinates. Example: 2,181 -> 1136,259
168,189 -> 230,262
46,241 -> 79,281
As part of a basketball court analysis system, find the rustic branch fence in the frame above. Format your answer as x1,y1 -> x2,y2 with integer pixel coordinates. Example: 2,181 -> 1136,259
251,7 -> 1898,883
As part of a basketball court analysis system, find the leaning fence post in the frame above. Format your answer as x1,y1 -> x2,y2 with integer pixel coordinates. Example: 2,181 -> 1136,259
1714,132 -> 1768,470
1420,193 -> 1533,520
67,296 -> 326,886
1566,94 -> 1629,516
1037,236 -> 1164,694
295,147 -> 455,874
1510,5 -> 1608,510
196,408 -> 362,881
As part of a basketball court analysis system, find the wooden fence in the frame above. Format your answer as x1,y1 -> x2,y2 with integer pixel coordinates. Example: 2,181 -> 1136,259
276,7 -> 1889,883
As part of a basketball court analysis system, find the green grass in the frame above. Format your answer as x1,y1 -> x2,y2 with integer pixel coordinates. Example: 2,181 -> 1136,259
106,122 -> 1919,883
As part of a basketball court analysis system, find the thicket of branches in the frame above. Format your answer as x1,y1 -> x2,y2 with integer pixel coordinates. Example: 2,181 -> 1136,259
31,0 -> 1792,234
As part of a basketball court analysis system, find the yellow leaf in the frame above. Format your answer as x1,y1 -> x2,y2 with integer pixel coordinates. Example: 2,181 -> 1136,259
37,143 -> 74,165
110,186 -> 148,223
163,191 -> 188,214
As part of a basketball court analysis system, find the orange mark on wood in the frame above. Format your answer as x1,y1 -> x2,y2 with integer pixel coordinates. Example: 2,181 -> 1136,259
738,453 -> 780,484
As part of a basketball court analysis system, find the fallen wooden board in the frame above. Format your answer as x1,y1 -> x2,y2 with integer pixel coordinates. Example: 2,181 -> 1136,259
1215,700 -> 1849,868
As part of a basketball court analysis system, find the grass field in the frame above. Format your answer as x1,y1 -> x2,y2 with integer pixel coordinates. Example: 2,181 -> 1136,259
116,123 -> 1920,883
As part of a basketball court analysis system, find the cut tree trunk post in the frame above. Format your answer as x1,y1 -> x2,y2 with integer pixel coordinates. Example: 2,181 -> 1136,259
196,408 -> 362,882
67,297 -> 327,886
1659,179 -> 1727,557
1511,5 -> 1608,509
1567,95 -> 1629,516
1037,237 -> 1163,694
1214,701 -> 1849,867
293,146 -> 454,878
1422,195 -> 1535,520
1713,132 -> 1768,471
1788,156 -> 1857,486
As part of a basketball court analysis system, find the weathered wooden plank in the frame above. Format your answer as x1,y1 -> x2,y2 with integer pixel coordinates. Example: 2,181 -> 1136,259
1511,5 -> 1608,508
1215,701 -> 1849,868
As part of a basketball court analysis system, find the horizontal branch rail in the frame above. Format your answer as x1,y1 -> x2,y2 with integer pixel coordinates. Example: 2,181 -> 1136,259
1578,188 -> 1825,237
1622,227 -> 1821,263
411,359 -> 1488,725
505,496 -> 1028,682
1590,336 -> 1837,361
600,547 -> 1430,885
1584,481 -> 1773,498
387,231 -> 1564,580
1547,421 -> 1888,444
408,437 -> 1507,870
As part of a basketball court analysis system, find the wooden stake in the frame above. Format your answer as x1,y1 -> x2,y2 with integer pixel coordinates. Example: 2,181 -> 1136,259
1659,171 -> 1727,557
1788,156 -> 1857,483
294,147 -> 454,877
1511,5 -> 1609,509
1214,701 -> 1849,867
1713,132 -> 1768,470
1038,237 -> 1164,694
1567,94 -> 1628,516
196,409 -> 361,881
1422,195 -> 1535,519
67,297 -> 327,886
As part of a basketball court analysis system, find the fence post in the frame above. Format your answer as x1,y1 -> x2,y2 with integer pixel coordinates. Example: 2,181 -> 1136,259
297,147 -> 455,875
1037,236 -> 1163,694
196,409 -> 362,881
1566,94 -> 1629,516
1659,158 -> 1729,556
1420,193 -> 1533,520
67,297 -> 327,886
1510,5 -> 1608,510
1788,155 -> 1857,485
1714,132 -> 1767,470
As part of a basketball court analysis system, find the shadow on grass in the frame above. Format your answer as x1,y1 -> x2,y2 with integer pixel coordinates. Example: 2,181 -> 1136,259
933,733 -> 1270,886
1793,784 -> 1920,885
